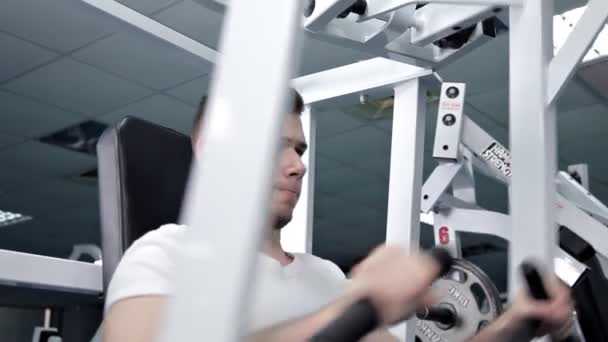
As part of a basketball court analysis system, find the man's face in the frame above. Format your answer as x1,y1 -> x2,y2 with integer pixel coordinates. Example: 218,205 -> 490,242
271,114 -> 307,229
193,113 -> 307,229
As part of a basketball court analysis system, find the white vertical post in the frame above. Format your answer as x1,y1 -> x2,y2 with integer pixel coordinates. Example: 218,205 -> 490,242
508,0 -> 556,308
158,1 -> 303,341
433,215 -> 463,258
281,106 -> 316,254
386,79 -> 427,342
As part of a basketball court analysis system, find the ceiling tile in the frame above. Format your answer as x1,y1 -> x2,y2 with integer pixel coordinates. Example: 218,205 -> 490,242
314,155 -> 342,173
0,33 -> 58,83
165,75 -> 210,106
0,91 -> 83,138
438,35 -> 509,96
375,117 -> 392,132
316,109 -> 365,139
44,205 -> 100,243
465,104 -> 509,145
339,180 -> 388,213
299,37 -> 374,76
0,0 -> 116,52
467,88 -> 509,126
0,133 -> 23,149
154,0 -> 223,50
116,0 -> 180,15
319,126 -> 391,165
72,32 -> 210,90
0,141 -> 96,180
315,165 -> 378,196
556,79 -> 600,113
352,152 -> 391,180
474,173 -> 509,213
0,168 -> 48,196
98,94 -> 197,134
590,180 -> 608,205
558,104 -> 608,143
314,193 -> 351,220
4,58 -> 153,116
560,136 -> 608,183
0,180 -> 96,219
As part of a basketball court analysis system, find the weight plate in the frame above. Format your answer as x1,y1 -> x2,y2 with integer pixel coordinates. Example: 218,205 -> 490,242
416,259 -> 503,342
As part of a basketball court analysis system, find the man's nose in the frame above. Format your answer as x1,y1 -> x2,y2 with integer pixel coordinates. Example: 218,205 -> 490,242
286,150 -> 307,178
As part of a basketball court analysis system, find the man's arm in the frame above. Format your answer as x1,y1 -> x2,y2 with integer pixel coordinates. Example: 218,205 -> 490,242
469,279 -> 574,342
103,296 -> 165,342
104,247 -> 439,342
250,285 -> 398,342
103,291 -> 397,342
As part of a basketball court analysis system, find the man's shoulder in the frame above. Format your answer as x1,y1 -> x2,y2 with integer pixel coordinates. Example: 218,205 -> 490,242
105,224 -> 186,312
125,223 -> 187,255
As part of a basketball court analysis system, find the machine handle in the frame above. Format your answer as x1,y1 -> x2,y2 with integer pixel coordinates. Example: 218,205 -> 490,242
520,262 -> 580,342
310,248 -> 453,342
416,306 -> 457,326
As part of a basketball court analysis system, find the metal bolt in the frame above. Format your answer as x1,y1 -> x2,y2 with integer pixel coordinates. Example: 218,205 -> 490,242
446,86 -> 459,99
443,113 -> 457,126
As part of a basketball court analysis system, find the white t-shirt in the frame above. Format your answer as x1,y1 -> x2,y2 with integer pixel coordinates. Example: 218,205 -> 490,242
104,224 -> 348,332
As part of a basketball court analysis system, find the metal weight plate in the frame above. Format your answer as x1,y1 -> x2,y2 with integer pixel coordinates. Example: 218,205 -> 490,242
416,259 -> 503,342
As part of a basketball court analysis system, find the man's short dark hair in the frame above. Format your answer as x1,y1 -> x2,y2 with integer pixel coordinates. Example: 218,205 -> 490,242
191,88 -> 304,142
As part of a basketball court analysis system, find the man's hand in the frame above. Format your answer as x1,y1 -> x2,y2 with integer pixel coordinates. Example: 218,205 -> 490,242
252,246 -> 442,342
471,277 -> 574,342
506,277 -> 574,339
348,246 -> 441,325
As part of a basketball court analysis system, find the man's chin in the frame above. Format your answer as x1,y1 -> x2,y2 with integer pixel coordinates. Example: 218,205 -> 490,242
273,214 -> 293,230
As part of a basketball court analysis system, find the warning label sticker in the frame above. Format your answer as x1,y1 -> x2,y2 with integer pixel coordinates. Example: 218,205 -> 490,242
481,142 -> 512,178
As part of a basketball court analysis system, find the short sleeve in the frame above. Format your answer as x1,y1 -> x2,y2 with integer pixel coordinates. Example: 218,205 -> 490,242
104,224 -> 186,313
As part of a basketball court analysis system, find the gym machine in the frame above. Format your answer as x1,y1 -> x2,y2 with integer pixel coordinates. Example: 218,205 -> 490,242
0,0 -> 607,341
159,0 -> 607,341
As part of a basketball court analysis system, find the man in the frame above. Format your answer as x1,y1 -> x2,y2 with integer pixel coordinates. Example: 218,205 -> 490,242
103,90 -> 573,342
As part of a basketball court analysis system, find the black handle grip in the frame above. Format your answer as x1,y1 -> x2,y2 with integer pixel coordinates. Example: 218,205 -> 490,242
429,248 -> 454,278
520,262 -> 579,342
310,248 -> 453,342
416,306 -> 457,326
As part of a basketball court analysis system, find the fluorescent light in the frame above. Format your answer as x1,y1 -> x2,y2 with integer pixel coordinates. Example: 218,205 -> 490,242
0,210 -> 32,227
554,6 -> 608,63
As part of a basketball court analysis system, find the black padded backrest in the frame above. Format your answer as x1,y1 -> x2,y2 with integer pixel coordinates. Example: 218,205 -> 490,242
97,116 -> 192,292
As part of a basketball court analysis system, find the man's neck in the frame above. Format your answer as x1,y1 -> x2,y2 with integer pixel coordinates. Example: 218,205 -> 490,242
263,229 -> 293,266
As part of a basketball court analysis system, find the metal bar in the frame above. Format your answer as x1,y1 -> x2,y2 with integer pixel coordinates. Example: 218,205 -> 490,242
556,194 -> 608,260
566,164 -> 590,190
420,162 -> 464,213
411,4 -> 496,46
158,1 -> 303,341
508,0 -> 556,303
435,208 -> 510,240
293,58 -> 431,104
452,149 -> 477,203
281,106 -> 316,254
548,0 -> 608,105
434,214 -> 462,258
361,0 -> 520,21
386,79 -> 427,342
78,0 -> 218,64
433,83 -> 466,160
435,208 -> 587,287
0,249 -> 102,294
556,171 -> 608,224
305,0 -> 356,32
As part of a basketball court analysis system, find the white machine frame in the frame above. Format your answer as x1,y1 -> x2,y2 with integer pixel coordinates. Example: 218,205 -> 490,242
421,82 -> 608,284
1,1 -> 607,342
